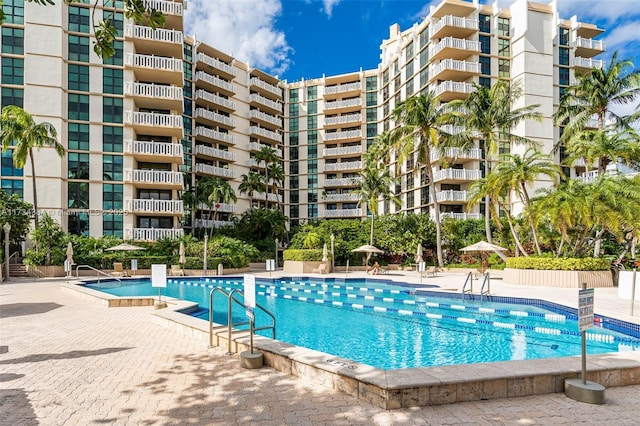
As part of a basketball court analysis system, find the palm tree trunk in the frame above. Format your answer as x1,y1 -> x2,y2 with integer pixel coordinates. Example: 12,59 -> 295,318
519,183 -> 541,255
484,150 -> 492,243
503,208 -> 528,257
556,233 -> 565,257
366,214 -> 375,266
30,149 -> 39,230
427,165 -> 444,268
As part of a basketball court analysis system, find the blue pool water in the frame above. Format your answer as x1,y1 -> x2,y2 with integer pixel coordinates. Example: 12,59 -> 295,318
85,276 -> 640,370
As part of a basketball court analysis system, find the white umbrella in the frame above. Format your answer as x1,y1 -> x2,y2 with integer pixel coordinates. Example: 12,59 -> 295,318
322,242 -> 329,262
66,242 -> 74,275
179,241 -> 186,265
415,243 -> 423,263
460,241 -> 507,252
105,243 -> 147,252
352,244 -> 384,254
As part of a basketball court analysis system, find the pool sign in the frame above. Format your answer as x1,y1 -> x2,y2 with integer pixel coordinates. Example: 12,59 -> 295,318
578,288 -> 594,331
244,274 -> 256,321
151,264 -> 167,288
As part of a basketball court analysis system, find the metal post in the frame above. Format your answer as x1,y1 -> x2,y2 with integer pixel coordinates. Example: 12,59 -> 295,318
631,267 -> 637,316
275,238 -> 278,270
203,233 -> 208,274
330,233 -> 335,273
249,316 -> 254,354
581,282 -> 587,385
3,222 -> 10,281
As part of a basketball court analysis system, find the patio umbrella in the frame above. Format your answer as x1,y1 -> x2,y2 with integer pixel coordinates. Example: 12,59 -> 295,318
352,244 -> 384,254
460,241 -> 507,273
322,242 -> 329,262
415,243 -> 423,263
105,243 -> 146,269
179,241 -> 186,265
66,242 -> 74,275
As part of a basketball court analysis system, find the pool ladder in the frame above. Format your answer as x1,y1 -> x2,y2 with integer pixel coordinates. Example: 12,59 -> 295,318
208,287 -> 276,355
461,271 -> 491,301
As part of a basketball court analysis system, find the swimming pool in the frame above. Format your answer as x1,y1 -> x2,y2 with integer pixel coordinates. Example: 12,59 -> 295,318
85,276 -> 640,370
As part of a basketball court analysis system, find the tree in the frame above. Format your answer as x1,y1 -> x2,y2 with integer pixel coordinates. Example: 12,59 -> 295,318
391,92 -> 456,268
0,191 -> 34,246
266,161 -> 284,209
563,128 -> 640,176
254,145 -> 279,209
29,213 -> 65,265
238,171 -> 266,208
206,178 -> 237,235
1,1 -> 166,59
0,106 -> 65,230
450,80 -> 542,244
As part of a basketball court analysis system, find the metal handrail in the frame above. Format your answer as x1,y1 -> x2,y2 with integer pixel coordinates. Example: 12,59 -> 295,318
480,272 -> 491,300
8,251 -> 20,264
208,286 -> 276,354
75,264 -> 121,283
461,271 -> 473,300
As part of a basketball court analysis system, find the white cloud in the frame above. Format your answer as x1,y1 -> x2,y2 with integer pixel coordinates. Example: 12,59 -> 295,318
322,0 -> 342,18
184,0 -> 292,76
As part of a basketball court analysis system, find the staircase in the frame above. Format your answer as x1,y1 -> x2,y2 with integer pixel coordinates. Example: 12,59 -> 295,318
9,261 -> 29,278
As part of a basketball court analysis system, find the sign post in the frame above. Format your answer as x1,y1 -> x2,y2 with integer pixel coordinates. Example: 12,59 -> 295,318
151,264 -> 167,309
240,274 -> 263,369
266,259 -> 275,277
418,261 -> 426,284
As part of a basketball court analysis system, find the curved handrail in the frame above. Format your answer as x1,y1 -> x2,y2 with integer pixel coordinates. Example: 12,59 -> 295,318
75,264 -> 121,283
8,251 -> 20,264
461,271 -> 473,300
480,272 -> 490,300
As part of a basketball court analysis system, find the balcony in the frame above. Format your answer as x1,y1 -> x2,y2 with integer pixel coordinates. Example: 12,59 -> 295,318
249,77 -> 283,99
125,24 -> 182,57
125,198 -> 184,215
124,140 -> 183,163
249,93 -> 282,114
195,71 -> 235,96
249,126 -> 282,143
124,111 -> 183,138
194,219 -> 235,229
430,0 -> 476,19
253,192 -> 282,203
432,168 -> 481,183
429,59 -> 480,82
195,126 -> 236,145
429,37 -> 481,62
195,107 -> 235,129
572,57 -> 605,71
194,89 -> 236,112
324,161 -> 362,172
433,80 -> 474,101
124,82 -> 183,111
196,52 -> 235,79
247,158 -> 266,168
195,163 -> 235,179
249,109 -> 282,129
125,227 -> 184,241
143,0 -> 183,16
574,37 -> 606,58
430,212 -> 483,221
429,15 -> 478,39
197,202 -> 236,213
324,113 -> 362,128
324,98 -> 362,112
124,169 -> 183,189
324,82 -> 361,98
194,144 -> 236,162
430,147 -> 482,163
323,192 -> 360,202
440,124 -> 467,136
247,142 -> 282,157
435,190 -> 468,204
324,208 -> 363,218
324,129 -> 362,142
324,177 -> 362,187
323,145 -> 363,157
125,53 -> 183,85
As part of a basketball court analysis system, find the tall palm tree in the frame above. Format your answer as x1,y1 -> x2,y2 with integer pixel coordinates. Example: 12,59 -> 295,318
450,80 -> 542,244
492,148 -> 563,255
238,171 -> 265,208
391,92 -> 456,268
266,161 -> 285,209
0,105 -> 65,230
563,128 -> 640,176
206,177 -> 237,236
254,145 -> 279,209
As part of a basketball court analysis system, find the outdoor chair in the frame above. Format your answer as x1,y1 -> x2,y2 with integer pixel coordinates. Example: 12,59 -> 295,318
423,266 -> 439,278
312,263 -> 327,274
110,262 -> 127,277
170,264 -> 185,276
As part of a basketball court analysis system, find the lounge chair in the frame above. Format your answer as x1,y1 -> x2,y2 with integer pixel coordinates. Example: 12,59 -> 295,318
312,263 -> 327,274
110,262 -> 127,277
423,266 -> 440,278
170,264 -> 185,276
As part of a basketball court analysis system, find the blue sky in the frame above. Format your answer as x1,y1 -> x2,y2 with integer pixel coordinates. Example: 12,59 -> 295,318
185,0 -> 640,83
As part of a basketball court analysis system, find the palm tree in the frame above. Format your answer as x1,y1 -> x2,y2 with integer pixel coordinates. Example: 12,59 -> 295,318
391,92 -> 456,268
266,162 -> 285,209
239,171 -> 265,208
563,128 -> 640,176
0,105 -> 65,230
254,145 -> 279,209
450,80 -> 542,244
206,178 -> 237,236
492,148 -> 563,255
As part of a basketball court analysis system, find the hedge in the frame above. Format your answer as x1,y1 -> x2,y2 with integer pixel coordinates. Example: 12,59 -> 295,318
505,257 -> 611,271
283,249 -> 326,262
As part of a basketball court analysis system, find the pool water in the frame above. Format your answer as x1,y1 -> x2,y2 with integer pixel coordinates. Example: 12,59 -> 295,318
85,276 -> 640,370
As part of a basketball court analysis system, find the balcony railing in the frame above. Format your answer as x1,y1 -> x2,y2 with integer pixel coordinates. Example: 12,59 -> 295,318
143,0 -> 183,16
324,161 -> 362,172
247,158 -> 266,168
430,147 -> 482,162
195,126 -> 236,144
196,52 -> 235,77
195,89 -> 236,110
429,59 -> 480,77
430,212 -> 483,221
249,93 -> 283,113
324,98 -> 361,110
248,109 -> 282,127
429,15 -> 478,38
324,82 -> 361,95
125,24 -> 183,44
197,202 -> 236,213
194,144 -> 236,162
194,219 -> 234,229
195,108 -> 235,127
254,192 -> 282,203
125,198 -> 184,214
324,208 -> 363,218
195,71 -> 235,93
195,163 -> 235,179
432,168 -> 482,182
433,80 -> 474,98
323,145 -> 363,156
125,227 -> 184,241
429,37 -> 481,57
324,113 -> 362,126
435,190 -> 468,203
124,140 -> 183,157
323,193 -> 360,202
249,77 -> 283,97
125,53 -> 182,72
324,177 -> 363,186
124,111 -> 183,129
324,129 -> 362,141
125,169 -> 183,186
574,37 -> 606,51
124,82 -> 183,102
572,57 -> 605,69
249,126 -> 283,143
247,142 -> 282,157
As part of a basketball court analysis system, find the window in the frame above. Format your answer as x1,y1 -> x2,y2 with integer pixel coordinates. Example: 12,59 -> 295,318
68,212 -> 89,236
2,0 -> 25,25
498,38 -> 510,57
290,190 -> 299,204
289,205 -> 299,218
367,123 -> 377,138
366,91 -> 377,107
68,94 -> 89,121
68,182 -> 89,209
366,107 -> 377,122
103,214 -> 123,237
103,126 -> 123,152
308,100 -> 317,114
308,130 -> 318,144
103,40 -> 123,66
559,67 -> 570,86
68,152 -> 89,180
307,143 -> 317,159
1,87 -> 23,107
1,57 -> 23,85
289,88 -> 299,102
307,86 -> 317,100
406,40 -> 414,59
406,79 -> 414,97
479,35 -> 491,55
183,43 -> 193,62
103,97 -> 123,123
479,77 -> 491,88
289,132 -> 299,146
1,150 -> 22,176
103,10 -> 124,36
103,183 -> 123,210
498,59 -> 510,78
366,76 -> 377,91
405,59 -> 414,79
407,190 -> 414,208
69,6 -> 90,33
289,103 -> 299,116
559,28 -> 569,46
289,146 -> 298,160
308,174 -> 318,189
307,115 -> 317,129
420,49 -> 429,68
419,28 -> 429,48
68,64 -> 89,91
103,155 -> 123,181
1,179 -> 23,198
68,123 -> 89,150
103,68 -> 123,94
138,217 -> 172,229
479,14 -> 491,33
308,204 -> 318,219
289,176 -> 298,189
419,68 -> 428,88
289,161 -> 299,174
2,27 -> 24,55
498,17 -> 510,37
68,35 -> 90,62
480,56 -> 491,75
559,47 -> 569,66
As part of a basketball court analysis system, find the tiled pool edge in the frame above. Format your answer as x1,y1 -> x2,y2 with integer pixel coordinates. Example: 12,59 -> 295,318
62,281 -> 640,409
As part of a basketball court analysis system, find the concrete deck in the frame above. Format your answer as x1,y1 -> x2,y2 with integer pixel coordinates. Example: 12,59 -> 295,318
2,271 -> 640,424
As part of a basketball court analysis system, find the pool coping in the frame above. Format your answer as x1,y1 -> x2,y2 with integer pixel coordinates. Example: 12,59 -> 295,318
62,279 -> 640,409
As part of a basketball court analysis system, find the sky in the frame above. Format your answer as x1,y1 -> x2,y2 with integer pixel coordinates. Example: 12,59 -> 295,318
184,0 -> 640,84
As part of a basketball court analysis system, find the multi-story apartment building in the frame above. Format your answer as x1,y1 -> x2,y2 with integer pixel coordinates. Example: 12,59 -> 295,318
0,0 -> 605,240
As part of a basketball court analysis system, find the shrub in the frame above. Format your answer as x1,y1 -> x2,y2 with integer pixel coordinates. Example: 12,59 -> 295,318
283,249 -> 325,262
506,257 -> 610,271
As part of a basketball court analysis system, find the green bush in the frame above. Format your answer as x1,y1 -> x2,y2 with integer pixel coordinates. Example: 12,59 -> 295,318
283,249 -> 325,261
506,257 -> 611,271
